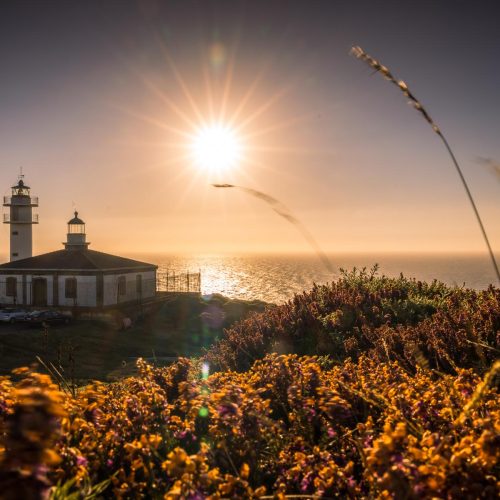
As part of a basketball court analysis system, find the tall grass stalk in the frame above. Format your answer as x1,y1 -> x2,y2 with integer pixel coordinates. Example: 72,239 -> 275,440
351,46 -> 500,284
213,183 -> 334,273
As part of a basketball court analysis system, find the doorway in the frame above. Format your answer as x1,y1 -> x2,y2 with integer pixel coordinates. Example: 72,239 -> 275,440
32,278 -> 48,307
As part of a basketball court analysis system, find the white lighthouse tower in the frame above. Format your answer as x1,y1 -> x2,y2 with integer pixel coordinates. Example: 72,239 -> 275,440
3,177 -> 39,261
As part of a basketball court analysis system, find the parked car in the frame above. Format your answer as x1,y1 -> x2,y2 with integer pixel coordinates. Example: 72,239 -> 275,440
25,310 -> 72,326
0,308 -> 29,323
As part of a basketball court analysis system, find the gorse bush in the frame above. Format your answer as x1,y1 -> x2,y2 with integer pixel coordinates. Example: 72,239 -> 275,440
0,355 -> 498,498
205,269 -> 499,373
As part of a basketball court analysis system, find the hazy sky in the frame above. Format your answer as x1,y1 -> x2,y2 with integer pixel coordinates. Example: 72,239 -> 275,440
1,0 -> 499,259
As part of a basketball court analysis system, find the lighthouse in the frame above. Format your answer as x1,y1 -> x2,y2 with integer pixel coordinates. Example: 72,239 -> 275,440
64,211 -> 90,250
3,178 -> 38,261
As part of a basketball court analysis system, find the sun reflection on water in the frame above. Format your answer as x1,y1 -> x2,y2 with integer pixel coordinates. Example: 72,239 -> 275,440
148,253 -> 496,304
155,255 -> 494,303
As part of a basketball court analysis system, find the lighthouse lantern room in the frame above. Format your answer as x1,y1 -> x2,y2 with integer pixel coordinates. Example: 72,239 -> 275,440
3,177 -> 39,261
64,211 -> 90,249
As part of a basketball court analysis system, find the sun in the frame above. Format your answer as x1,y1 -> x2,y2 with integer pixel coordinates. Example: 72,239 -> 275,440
191,124 -> 241,174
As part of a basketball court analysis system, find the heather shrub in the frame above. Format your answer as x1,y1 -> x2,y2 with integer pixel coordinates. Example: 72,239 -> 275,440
206,269 -> 499,373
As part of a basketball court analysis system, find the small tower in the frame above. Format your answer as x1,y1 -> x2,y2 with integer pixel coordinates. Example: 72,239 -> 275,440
3,177 -> 39,261
64,211 -> 90,250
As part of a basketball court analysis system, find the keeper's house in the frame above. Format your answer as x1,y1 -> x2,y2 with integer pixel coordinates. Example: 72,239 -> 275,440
0,212 -> 157,309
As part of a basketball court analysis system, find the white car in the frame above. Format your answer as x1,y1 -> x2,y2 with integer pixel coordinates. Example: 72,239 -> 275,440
0,308 -> 29,323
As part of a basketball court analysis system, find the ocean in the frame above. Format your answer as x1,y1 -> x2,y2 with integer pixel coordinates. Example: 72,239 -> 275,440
143,253 -> 497,304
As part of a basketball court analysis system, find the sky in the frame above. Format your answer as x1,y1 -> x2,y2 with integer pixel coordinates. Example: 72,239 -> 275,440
1,0 -> 499,259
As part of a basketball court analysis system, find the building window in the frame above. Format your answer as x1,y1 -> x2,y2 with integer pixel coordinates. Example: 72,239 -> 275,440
12,231 -> 18,236
65,277 -> 77,299
12,253 -> 18,257
136,274 -> 142,295
6,277 -> 17,297
118,276 -> 126,296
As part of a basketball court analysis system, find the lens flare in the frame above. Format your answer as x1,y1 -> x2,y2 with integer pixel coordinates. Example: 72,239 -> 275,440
201,361 -> 210,379
209,42 -> 227,70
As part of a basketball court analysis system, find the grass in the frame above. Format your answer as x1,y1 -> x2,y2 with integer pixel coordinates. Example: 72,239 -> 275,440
351,45 -> 500,284
0,294 -> 267,381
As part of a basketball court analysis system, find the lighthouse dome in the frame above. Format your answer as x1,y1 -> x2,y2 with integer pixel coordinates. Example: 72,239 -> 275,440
68,211 -> 85,225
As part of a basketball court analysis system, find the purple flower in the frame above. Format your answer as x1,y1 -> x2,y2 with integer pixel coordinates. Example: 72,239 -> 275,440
188,494 -> 205,500
217,404 -> 237,416
300,472 -> 313,492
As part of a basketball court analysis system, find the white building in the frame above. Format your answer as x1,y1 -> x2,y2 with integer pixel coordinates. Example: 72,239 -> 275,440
0,212 -> 157,309
3,178 -> 38,261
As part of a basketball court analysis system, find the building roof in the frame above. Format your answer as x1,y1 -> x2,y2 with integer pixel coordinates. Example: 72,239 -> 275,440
68,211 -> 85,225
12,179 -> 30,190
0,249 -> 157,272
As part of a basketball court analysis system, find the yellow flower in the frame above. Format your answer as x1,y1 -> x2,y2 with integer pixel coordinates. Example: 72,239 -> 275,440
240,462 -> 250,479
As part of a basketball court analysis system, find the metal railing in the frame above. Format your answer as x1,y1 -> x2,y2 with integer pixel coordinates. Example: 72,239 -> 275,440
157,271 -> 201,293
3,213 -> 39,224
3,196 -> 39,206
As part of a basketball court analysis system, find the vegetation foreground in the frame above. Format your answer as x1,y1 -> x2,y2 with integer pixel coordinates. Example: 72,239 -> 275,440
0,270 -> 498,499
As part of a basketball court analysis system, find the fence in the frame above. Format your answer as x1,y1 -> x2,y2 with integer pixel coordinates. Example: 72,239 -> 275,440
156,270 -> 201,293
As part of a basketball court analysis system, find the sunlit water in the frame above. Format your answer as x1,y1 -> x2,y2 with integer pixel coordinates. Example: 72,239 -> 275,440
136,253 -> 496,304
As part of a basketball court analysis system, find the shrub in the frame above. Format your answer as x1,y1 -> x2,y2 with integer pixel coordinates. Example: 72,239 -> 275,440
0,355 -> 498,498
205,270 -> 499,373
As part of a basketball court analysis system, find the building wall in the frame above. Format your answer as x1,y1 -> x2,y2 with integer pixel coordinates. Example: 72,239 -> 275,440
142,270 -> 157,298
1,269 -> 156,308
57,275 -> 97,307
0,274 -> 54,306
10,223 -> 33,261
0,274 -> 23,305
103,270 -> 156,306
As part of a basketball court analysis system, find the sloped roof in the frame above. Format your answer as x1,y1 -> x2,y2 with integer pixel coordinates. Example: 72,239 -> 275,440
0,249 -> 157,271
